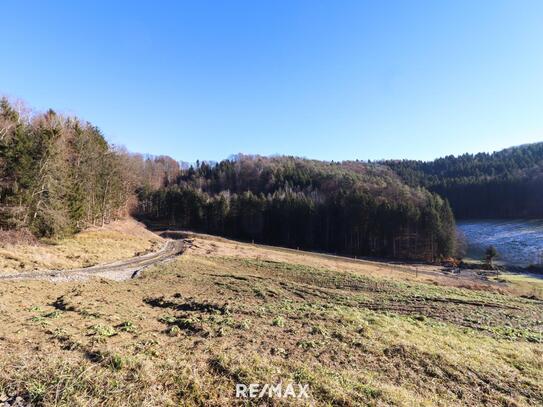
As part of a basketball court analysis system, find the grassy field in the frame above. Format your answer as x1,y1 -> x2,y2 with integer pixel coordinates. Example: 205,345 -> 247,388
0,232 -> 541,406
491,273 -> 543,300
0,219 -> 162,274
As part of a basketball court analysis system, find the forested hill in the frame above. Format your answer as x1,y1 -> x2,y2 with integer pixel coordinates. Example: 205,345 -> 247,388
1,96 -> 457,261
137,155 -> 456,260
383,143 -> 543,219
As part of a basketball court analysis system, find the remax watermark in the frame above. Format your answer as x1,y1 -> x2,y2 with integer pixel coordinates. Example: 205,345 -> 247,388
235,383 -> 309,399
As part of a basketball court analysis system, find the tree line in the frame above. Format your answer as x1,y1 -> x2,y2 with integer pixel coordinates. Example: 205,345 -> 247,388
0,98 -> 136,237
383,143 -> 543,219
137,155 -> 457,260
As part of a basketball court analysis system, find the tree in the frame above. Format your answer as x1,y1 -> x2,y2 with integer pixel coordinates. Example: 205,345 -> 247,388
485,245 -> 498,267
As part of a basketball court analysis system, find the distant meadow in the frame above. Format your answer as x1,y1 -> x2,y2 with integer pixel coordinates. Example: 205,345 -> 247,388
458,219 -> 543,267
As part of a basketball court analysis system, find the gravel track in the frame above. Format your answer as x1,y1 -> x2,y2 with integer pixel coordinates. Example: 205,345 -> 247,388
0,239 -> 184,282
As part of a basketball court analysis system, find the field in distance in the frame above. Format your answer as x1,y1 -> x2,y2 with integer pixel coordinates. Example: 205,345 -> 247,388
0,228 -> 541,406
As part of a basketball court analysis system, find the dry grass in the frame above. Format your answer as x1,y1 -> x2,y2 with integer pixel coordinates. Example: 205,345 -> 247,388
0,232 -> 541,405
183,232 -> 507,291
0,219 -> 162,274
491,273 -> 543,299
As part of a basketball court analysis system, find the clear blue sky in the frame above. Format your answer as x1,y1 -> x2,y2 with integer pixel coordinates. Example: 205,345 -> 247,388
1,1 -> 542,162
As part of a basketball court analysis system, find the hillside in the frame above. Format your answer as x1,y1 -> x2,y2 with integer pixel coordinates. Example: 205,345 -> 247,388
383,143 -> 543,219
0,219 -> 162,274
0,232 -> 540,405
137,155 -> 456,261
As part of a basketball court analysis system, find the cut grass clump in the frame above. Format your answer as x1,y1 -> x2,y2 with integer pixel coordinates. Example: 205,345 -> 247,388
116,321 -> 137,333
27,381 -> 46,403
108,354 -> 125,371
159,315 -> 204,334
310,324 -> 328,336
88,324 -> 117,338
272,316 -> 285,327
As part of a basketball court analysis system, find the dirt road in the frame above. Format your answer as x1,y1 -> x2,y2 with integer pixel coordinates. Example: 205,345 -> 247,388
0,239 -> 184,282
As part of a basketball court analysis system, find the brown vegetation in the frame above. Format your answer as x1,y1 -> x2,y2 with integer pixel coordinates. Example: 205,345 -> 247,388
0,219 -> 161,274
0,232 -> 540,406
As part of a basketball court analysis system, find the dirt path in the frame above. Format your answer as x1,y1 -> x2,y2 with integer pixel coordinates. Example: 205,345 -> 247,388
0,239 -> 184,282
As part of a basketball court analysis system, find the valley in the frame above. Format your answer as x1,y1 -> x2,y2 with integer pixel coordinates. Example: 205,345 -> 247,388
1,97 -> 543,405
3,4 -> 543,405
